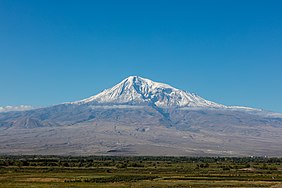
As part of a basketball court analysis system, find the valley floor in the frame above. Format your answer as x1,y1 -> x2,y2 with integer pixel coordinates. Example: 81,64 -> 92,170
0,156 -> 282,187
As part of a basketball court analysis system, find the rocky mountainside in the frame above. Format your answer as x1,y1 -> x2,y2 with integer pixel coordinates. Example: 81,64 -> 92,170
0,76 -> 281,156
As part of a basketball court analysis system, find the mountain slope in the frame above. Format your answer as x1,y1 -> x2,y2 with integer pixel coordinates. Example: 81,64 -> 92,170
0,76 -> 282,156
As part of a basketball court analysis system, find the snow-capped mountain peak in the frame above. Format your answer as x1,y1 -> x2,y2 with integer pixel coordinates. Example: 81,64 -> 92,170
73,76 -> 225,108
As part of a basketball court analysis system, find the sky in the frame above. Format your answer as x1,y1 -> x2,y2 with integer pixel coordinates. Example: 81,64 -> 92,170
0,0 -> 282,112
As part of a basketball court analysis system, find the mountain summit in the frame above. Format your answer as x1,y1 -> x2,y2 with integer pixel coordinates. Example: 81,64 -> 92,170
73,76 -> 225,108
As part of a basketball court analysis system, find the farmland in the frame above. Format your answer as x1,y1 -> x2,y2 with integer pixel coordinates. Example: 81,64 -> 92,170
0,156 -> 282,187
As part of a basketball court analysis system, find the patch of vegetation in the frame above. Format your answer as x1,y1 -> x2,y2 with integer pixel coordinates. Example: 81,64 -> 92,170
0,155 -> 281,187
66,175 -> 158,183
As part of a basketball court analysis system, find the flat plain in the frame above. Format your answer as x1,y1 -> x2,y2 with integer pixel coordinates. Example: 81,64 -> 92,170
0,156 -> 282,188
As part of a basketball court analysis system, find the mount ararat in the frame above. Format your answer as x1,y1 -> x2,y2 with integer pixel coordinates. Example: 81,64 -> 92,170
0,76 -> 282,156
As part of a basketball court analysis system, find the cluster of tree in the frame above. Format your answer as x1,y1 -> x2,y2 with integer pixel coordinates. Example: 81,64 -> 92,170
0,155 -> 281,168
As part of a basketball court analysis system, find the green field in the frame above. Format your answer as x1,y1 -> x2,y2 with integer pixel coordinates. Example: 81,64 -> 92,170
0,156 -> 282,187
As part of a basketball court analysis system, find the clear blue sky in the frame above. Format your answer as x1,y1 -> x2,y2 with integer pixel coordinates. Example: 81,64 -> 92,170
0,0 -> 282,112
